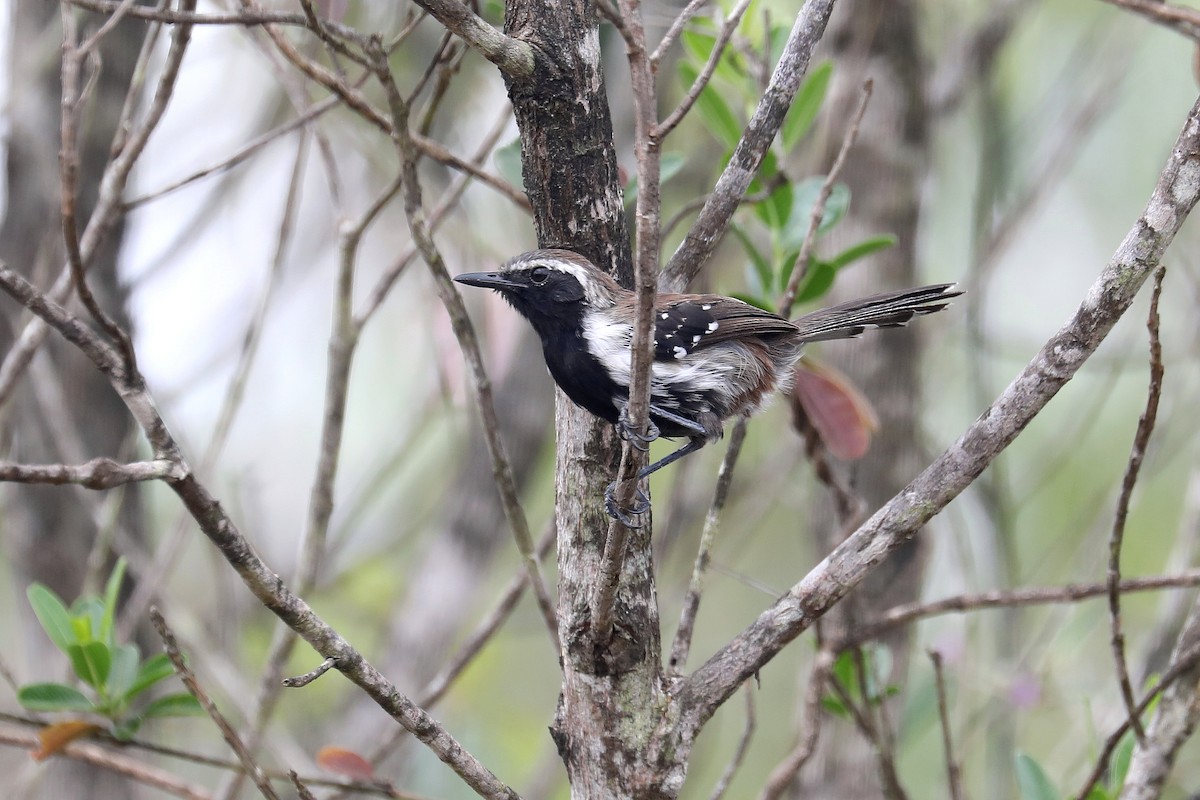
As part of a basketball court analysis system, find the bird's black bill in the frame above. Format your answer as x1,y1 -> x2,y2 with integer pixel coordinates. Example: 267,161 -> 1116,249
454,271 -> 522,291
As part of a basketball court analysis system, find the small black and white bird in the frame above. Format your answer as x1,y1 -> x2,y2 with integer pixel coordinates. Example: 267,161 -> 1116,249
455,248 -> 959,520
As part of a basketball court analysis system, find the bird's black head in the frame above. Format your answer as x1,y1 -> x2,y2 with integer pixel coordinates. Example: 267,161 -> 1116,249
454,249 -> 621,335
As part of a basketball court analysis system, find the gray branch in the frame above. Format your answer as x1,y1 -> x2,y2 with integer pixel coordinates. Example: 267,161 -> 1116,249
0,457 -> 185,489
408,0 -> 535,78
661,0 -> 836,290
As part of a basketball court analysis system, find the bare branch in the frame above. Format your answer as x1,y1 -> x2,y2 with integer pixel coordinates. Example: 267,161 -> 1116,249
778,79 -> 872,319
370,41 -> 559,645
1074,641 -> 1200,800
150,608 -> 280,800
849,572 -> 1200,645
650,0 -> 712,66
662,0 -> 837,291
0,725 -> 211,800
592,0 -> 663,643
407,0 -> 535,77
1107,265 -> 1167,745
675,94 -> 1200,737
707,685 -> 756,800
760,647 -> 835,799
0,266 -> 521,800
1099,0 -> 1200,40
655,0 -> 753,142
928,650 -> 965,800
0,457 -> 185,489
669,420 -> 748,672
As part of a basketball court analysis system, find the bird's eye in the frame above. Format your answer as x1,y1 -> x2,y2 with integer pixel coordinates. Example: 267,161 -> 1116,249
530,266 -> 550,285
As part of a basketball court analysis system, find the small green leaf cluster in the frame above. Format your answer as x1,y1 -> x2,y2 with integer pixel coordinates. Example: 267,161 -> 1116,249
17,560 -> 203,740
820,645 -> 900,719
677,12 -> 895,312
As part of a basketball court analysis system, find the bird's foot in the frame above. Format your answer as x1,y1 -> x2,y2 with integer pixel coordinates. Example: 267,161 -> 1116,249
604,481 -> 651,528
617,405 -> 660,452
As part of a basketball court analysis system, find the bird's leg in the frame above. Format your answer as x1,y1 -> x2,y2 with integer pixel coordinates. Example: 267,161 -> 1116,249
617,402 -> 660,452
603,436 -> 709,525
604,482 -> 651,528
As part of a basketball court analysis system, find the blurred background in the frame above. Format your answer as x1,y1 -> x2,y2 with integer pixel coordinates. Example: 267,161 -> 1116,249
1,0 -> 1198,798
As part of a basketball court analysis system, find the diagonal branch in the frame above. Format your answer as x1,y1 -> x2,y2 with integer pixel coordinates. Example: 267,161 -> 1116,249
0,265 -> 521,800
406,0 -> 535,77
674,94 -> 1200,738
661,0 -> 837,291
1107,265 -> 1166,746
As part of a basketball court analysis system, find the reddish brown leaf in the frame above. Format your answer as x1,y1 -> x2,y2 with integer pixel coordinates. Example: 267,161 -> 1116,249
32,720 -> 101,760
790,356 -> 879,461
316,745 -> 375,781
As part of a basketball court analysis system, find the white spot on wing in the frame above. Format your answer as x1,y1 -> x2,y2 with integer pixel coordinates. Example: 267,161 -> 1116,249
701,304 -> 712,310
673,346 -> 686,359
707,321 -> 719,333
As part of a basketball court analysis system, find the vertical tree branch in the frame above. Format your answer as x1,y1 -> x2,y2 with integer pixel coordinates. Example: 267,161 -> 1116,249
1107,266 -> 1166,746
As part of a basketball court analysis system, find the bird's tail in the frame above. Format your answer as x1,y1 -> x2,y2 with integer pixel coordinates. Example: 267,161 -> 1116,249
791,284 -> 961,343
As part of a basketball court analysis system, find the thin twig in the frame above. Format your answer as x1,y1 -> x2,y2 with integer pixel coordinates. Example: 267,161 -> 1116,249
0,265 -> 522,800
655,0 -> 753,141
663,0 -> 837,291
928,650 -> 965,800
849,571 -> 1200,645
1073,640 -> 1200,800
1107,265 -> 1166,746
150,608 -> 280,800
650,0 -> 712,66
669,420 -> 748,672
370,41 -> 559,644
707,684 -> 756,800
778,79 -> 872,319
1098,0 -> 1200,40
0,457 -> 185,488
592,0 -> 663,645
282,657 -> 338,688
0,725 -> 211,800
760,647 -> 836,800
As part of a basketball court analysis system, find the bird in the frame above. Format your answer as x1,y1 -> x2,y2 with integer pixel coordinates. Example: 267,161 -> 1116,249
454,248 -> 960,522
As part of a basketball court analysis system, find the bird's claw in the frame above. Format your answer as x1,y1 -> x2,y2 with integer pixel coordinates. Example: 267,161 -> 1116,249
617,406 -> 660,452
604,481 -> 651,527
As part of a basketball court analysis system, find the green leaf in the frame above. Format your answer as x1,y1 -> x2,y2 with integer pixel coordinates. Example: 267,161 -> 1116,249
730,224 -> 773,300
18,683 -> 95,713
106,644 -> 140,701
681,29 -> 716,67
1015,752 -> 1060,800
1108,731 -> 1135,793
100,558 -> 127,647
793,260 -> 837,304
67,641 -> 111,690
783,61 -> 833,150
820,695 -> 850,719
754,181 -> 793,232
785,178 -> 851,249
493,137 -> 524,192
27,584 -> 77,652
126,653 -> 176,699
111,717 -> 142,741
679,62 -> 742,149
827,234 -> 897,271
70,598 -> 105,643
141,693 -> 205,719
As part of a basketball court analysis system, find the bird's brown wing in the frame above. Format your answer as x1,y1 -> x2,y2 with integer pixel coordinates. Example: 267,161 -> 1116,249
652,295 -> 797,361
